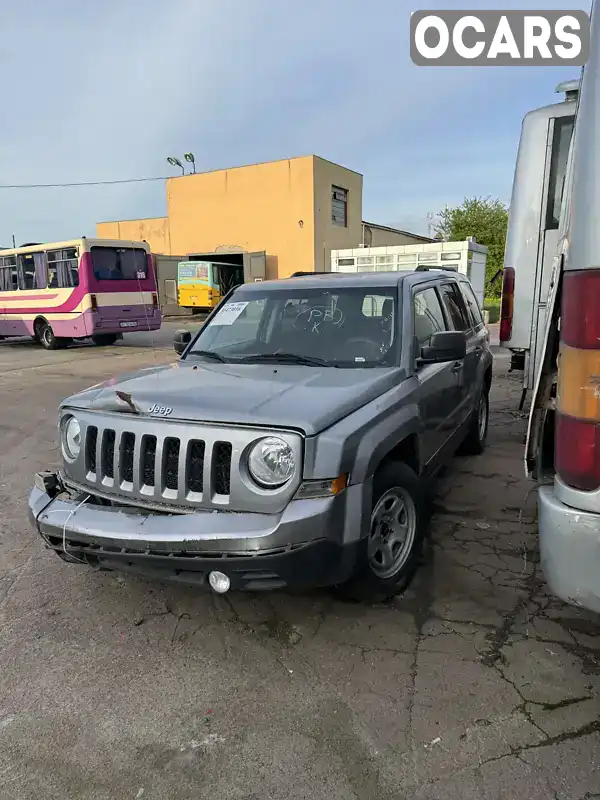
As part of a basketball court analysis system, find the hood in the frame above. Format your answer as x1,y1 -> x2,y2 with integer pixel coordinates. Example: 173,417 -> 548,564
61,360 -> 405,435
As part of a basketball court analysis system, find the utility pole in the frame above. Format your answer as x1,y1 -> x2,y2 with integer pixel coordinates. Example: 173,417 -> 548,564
12,234 -> 15,247
427,212 -> 434,239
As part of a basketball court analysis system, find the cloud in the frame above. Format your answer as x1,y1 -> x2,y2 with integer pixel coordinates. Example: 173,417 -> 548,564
0,0 -> 591,243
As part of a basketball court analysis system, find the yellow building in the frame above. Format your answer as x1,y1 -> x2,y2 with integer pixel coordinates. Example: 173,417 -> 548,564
97,155 -> 431,280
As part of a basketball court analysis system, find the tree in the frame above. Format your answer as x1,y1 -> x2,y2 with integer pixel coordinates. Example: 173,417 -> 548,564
434,196 -> 508,299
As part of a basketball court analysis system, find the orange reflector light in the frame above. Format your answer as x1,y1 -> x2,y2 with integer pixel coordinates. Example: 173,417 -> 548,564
557,343 -> 600,422
330,473 -> 349,495
90,294 -> 98,312
293,473 -> 349,500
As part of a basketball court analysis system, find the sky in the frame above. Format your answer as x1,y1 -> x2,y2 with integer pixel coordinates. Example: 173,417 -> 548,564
0,0 -> 591,245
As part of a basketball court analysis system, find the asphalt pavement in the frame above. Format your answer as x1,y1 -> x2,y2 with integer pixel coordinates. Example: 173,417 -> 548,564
0,332 -> 598,800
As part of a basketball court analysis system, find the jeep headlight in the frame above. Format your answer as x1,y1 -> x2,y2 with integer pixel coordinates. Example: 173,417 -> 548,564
62,415 -> 81,460
248,437 -> 295,488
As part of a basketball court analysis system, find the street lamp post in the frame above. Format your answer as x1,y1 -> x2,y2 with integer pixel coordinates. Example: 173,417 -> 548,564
184,152 -> 196,174
166,156 -> 185,175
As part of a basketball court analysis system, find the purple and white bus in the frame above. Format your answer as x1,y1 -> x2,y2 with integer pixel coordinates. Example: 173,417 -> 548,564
0,237 -> 162,349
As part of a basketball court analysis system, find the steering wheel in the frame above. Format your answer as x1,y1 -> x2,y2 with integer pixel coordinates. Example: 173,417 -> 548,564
345,337 -> 386,361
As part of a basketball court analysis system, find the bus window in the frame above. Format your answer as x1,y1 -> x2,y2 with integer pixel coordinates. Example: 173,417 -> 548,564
91,246 -> 147,280
17,252 -> 48,290
0,268 -> 12,291
0,256 -> 16,291
48,248 -> 79,288
545,115 -> 575,230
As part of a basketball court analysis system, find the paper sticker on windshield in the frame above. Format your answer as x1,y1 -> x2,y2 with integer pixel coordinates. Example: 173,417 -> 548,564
214,301 -> 248,326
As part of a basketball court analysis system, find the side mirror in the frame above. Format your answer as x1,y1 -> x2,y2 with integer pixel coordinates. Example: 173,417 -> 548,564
419,331 -> 466,364
173,329 -> 192,355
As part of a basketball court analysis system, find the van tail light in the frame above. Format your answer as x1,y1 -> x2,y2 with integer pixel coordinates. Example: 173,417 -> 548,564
152,292 -> 158,309
556,270 -> 600,490
90,294 -> 98,312
499,267 -> 515,343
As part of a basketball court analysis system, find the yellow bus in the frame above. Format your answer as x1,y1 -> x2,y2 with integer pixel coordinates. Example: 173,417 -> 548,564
177,260 -> 244,311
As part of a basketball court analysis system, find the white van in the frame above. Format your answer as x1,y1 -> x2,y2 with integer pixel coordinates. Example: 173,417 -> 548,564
526,6 -> 600,614
500,80 -> 578,409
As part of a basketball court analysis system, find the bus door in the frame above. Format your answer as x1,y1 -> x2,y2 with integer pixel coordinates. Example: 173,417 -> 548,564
212,263 -> 244,306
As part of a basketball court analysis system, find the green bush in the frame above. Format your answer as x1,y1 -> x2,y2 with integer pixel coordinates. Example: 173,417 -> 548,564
484,298 -> 500,324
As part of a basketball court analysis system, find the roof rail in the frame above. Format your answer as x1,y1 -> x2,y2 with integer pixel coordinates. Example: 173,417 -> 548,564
288,270 -> 342,278
415,265 -> 458,272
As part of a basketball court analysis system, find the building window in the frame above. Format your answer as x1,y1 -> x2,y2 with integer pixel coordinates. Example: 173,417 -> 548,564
332,186 -> 348,227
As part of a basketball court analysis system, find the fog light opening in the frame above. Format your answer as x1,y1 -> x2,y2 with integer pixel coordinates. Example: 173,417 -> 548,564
208,570 -> 231,594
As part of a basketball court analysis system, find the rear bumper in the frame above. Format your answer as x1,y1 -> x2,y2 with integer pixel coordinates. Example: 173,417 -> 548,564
538,485 -> 600,613
91,311 -> 162,334
28,475 -> 366,591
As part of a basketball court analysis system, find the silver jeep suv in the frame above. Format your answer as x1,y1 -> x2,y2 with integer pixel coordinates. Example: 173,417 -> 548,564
29,270 -> 493,601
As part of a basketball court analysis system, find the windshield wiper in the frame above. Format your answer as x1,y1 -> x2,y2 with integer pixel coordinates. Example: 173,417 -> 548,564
186,350 -> 228,363
236,352 -> 332,367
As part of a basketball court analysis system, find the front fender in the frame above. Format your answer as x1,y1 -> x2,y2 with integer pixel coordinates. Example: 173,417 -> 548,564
303,380 -> 421,485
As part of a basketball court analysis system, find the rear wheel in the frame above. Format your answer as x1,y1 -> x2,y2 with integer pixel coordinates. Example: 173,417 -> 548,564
92,334 -> 118,346
39,322 -> 68,350
336,461 -> 426,602
457,387 -> 489,456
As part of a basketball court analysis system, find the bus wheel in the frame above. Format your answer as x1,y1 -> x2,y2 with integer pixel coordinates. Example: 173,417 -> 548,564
39,322 -> 66,351
33,319 -> 44,344
92,334 -> 118,346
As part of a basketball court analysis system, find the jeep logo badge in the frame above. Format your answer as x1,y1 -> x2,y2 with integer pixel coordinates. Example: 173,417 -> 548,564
148,404 -> 173,416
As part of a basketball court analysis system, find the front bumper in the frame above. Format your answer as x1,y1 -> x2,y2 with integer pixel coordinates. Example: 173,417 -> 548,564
538,485 -> 600,613
28,474 -> 366,591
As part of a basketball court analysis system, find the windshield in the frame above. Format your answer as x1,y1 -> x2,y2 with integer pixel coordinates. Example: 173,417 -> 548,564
186,284 -> 398,367
91,246 -> 148,281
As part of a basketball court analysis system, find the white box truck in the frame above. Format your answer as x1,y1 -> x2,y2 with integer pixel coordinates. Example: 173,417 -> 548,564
330,238 -> 488,307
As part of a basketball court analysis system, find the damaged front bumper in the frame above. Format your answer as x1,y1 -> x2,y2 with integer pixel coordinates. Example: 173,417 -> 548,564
28,472 -> 365,591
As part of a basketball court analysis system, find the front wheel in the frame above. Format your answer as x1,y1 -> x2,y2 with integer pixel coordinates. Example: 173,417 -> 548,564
336,461 -> 426,602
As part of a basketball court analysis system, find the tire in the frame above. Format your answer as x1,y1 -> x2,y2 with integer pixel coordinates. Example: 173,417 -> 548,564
92,334 -> 118,346
39,322 -> 67,351
336,461 -> 426,603
457,387 -> 489,456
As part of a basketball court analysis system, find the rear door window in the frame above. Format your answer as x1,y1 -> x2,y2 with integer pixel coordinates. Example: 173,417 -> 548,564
91,247 -> 147,280
439,282 -> 471,331
458,281 -> 484,330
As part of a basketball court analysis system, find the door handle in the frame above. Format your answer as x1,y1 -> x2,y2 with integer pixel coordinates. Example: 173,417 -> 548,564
451,361 -> 463,373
